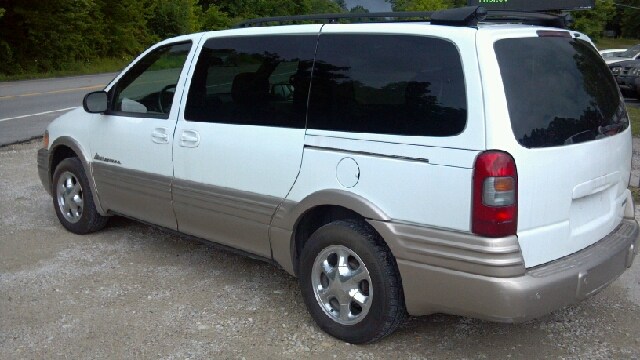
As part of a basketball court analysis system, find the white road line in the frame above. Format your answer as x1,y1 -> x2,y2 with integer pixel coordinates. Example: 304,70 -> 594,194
0,107 -> 77,123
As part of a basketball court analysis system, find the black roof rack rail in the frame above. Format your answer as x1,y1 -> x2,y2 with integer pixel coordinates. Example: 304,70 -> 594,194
235,6 -> 572,29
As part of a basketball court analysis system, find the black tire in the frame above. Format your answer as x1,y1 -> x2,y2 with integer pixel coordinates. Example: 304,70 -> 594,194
52,157 -> 108,234
299,219 -> 406,344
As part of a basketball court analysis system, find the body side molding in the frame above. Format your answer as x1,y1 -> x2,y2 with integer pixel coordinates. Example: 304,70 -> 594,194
92,162 -> 176,230
109,211 -> 279,266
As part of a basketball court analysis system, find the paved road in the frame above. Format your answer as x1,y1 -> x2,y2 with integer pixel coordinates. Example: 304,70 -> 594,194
0,73 -> 118,146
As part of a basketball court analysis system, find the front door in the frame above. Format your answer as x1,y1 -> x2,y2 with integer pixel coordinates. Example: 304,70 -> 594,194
90,41 -> 195,229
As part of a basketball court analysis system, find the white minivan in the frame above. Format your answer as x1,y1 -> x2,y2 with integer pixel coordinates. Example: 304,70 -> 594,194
38,7 -> 639,343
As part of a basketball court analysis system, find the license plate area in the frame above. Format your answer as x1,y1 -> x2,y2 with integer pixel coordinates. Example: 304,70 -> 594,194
570,189 -> 611,232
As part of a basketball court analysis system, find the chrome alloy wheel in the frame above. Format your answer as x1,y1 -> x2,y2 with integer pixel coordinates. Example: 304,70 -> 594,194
56,171 -> 83,224
311,245 -> 373,325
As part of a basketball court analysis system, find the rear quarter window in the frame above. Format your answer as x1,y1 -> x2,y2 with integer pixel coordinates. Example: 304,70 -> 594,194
495,36 -> 627,148
307,34 -> 467,137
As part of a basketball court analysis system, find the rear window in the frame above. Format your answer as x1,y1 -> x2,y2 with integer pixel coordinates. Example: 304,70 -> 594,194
495,37 -> 627,148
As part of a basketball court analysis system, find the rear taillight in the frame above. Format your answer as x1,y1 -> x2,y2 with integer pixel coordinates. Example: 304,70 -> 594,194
472,151 -> 517,237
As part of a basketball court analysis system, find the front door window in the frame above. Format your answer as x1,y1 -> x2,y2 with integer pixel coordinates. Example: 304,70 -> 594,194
110,42 -> 192,117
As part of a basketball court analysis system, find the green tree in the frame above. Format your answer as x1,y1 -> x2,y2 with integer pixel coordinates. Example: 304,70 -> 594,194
147,0 -> 201,40
386,0 -> 460,11
334,0 -> 348,11
307,0 -> 344,14
0,6 -> 9,74
350,5 -> 370,13
386,0 -> 411,11
618,0 -> 640,38
570,0 -> 616,40
97,0 -> 152,57
406,0 -> 448,11
197,0 -> 342,27
0,0 -> 104,74
212,0 -> 305,19
200,4 -> 232,30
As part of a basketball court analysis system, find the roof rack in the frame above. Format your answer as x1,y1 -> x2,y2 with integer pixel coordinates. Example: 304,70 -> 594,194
235,6 -> 573,29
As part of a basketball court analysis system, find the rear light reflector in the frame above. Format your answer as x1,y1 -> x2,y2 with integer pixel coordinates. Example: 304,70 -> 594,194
483,177 -> 516,206
472,151 -> 518,237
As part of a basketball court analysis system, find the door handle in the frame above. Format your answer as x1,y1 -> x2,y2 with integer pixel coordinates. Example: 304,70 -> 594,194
180,130 -> 200,148
152,127 -> 169,144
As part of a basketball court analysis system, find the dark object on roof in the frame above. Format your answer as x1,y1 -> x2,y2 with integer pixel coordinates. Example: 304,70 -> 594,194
485,11 -> 573,28
467,0 -> 594,12
430,6 -> 486,27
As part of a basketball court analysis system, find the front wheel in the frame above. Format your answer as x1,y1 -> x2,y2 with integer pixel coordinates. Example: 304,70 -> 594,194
299,219 -> 406,344
52,157 -> 108,234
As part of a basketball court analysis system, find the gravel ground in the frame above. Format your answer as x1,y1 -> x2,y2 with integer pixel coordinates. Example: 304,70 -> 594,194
2,139 -> 640,359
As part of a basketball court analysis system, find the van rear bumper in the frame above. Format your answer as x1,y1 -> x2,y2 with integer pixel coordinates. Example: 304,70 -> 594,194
370,219 -> 639,322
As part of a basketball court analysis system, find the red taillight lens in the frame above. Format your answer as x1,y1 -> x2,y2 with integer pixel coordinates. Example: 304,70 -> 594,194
472,151 -> 517,237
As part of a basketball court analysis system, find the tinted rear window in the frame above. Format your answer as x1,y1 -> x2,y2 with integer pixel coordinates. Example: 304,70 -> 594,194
307,34 -> 467,137
495,37 -> 626,148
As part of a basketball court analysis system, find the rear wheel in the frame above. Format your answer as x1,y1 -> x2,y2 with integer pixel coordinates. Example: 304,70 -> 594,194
52,157 -> 108,234
299,219 -> 406,344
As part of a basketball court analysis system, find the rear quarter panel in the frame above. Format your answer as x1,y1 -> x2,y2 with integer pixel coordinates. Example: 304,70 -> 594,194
477,27 -> 632,267
284,24 -> 485,232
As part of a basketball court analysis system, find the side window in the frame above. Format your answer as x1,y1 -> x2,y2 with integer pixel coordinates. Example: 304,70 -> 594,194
184,35 -> 317,128
110,42 -> 192,118
308,34 -> 467,137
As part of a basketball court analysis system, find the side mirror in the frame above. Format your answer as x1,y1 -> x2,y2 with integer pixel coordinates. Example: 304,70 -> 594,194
83,91 -> 108,113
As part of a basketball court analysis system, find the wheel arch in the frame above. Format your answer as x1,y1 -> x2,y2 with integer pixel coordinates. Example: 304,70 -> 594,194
271,189 -> 392,277
49,136 -> 107,215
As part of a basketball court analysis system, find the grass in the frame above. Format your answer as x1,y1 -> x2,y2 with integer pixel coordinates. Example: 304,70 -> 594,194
594,37 -> 639,50
630,186 -> 640,203
0,57 -> 133,82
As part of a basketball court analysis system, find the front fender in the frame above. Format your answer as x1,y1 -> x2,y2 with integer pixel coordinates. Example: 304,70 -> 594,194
49,136 -> 107,216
